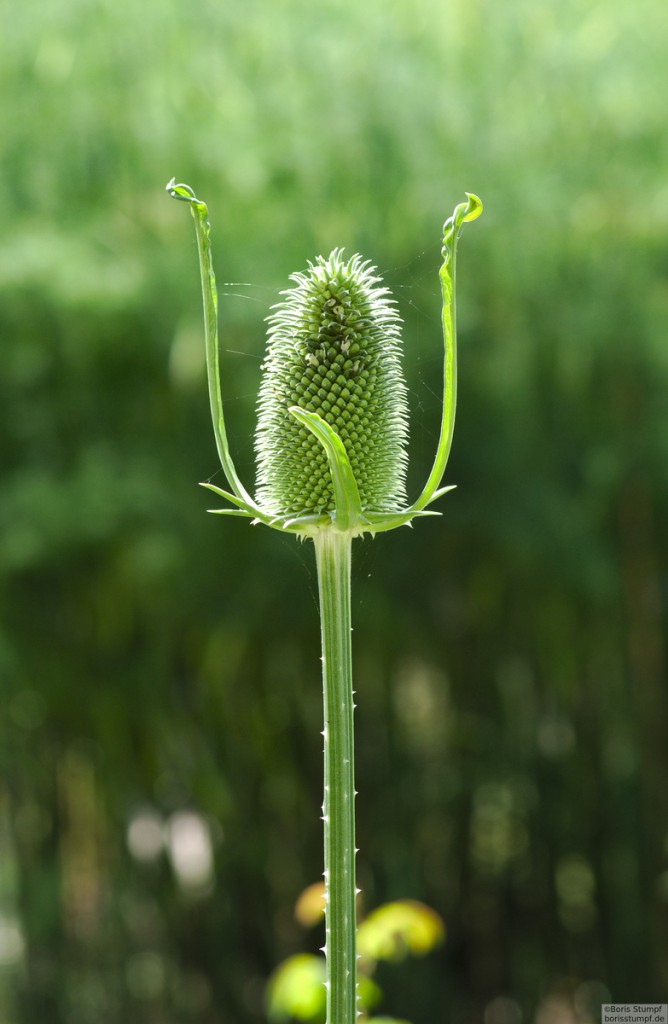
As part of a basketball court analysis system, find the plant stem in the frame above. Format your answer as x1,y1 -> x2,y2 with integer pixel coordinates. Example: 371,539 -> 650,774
314,529 -> 357,1024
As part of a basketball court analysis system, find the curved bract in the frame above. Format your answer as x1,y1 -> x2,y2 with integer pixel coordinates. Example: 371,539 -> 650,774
166,179 -> 481,538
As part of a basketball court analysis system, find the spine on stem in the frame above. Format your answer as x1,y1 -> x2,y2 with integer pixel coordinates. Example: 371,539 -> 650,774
314,530 -> 357,1024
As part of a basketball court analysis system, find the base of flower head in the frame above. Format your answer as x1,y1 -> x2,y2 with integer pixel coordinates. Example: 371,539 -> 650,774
201,483 -> 454,540
201,401 -> 455,538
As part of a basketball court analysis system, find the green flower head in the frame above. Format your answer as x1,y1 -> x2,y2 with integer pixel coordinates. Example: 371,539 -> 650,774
166,180 -> 481,538
255,250 -> 409,518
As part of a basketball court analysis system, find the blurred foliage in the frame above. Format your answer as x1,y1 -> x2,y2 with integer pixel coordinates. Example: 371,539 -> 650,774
1,0 -> 668,1022
358,901 -> 445,963
267,954 -> 328,1023
267,954 -> 383,1024
267,885 -> 443,1022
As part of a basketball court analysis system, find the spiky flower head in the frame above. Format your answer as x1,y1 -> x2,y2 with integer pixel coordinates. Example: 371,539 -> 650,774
255,250 -> 408,518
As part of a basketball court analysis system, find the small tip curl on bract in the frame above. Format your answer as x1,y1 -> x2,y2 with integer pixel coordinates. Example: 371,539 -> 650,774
166,178 -> 481,540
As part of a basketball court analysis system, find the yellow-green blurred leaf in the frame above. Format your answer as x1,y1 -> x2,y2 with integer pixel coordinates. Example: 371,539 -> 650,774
366,1018 -> 412,1024
358,973 -> 382,1012
266,954 -> 326,1021
357,900 -> 445,963
295,882 -> 326,926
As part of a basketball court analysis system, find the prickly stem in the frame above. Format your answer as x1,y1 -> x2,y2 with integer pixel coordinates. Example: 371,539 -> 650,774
314,530 -> 357,1023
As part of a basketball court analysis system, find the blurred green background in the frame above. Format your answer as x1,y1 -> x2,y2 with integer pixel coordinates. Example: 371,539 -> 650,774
2,0 -> 668,1020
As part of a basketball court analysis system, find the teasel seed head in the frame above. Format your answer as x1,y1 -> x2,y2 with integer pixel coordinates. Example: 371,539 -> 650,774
255,249 -> 409,518
167,179 -> 480,536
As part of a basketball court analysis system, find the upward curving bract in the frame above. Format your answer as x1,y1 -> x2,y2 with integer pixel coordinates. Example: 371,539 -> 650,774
254,250 -> 409,518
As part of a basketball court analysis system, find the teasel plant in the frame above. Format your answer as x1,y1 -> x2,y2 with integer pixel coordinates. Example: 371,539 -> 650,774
166,178 -> 481,1024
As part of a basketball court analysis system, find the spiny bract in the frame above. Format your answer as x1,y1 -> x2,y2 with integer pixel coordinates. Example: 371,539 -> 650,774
255,250 -> 409,518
